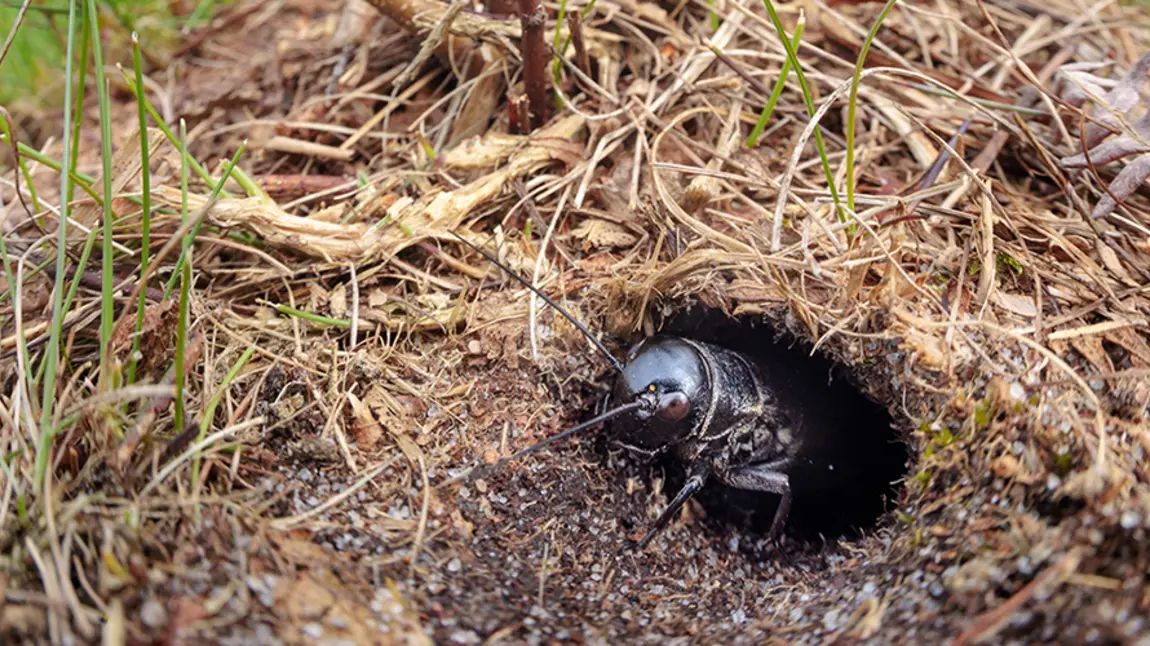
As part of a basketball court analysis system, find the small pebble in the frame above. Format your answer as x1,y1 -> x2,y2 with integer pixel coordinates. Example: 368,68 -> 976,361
822,609 -> 842,631
140,599 -> 168,629
447,558 -> 462,573
1120,510 -> 1141,529
301,623 -> 324,639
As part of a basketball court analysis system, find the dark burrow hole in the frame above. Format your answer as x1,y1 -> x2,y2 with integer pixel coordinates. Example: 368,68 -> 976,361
610,305 -> 912,544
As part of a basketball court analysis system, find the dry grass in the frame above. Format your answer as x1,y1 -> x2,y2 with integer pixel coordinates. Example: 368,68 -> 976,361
2,0 -> 1150,643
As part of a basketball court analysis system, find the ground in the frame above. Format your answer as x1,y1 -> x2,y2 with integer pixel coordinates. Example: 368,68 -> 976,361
2,0 -> 1150,644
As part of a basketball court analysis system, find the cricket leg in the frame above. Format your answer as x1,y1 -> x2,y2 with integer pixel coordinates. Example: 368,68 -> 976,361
635,465 -> 710,550
718,462 -> 792,543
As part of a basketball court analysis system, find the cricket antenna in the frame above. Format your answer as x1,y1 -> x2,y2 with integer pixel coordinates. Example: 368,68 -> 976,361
451,231 -> 626,373
437,400 -> 646,488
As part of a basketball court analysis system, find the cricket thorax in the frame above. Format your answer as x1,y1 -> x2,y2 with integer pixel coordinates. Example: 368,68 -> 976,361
679,339 -> 798,468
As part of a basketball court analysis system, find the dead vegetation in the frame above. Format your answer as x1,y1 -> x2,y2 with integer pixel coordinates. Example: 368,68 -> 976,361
2,0 -> 1150,644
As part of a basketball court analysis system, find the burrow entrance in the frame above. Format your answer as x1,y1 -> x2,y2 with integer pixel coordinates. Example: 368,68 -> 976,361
607,305 -> 912,545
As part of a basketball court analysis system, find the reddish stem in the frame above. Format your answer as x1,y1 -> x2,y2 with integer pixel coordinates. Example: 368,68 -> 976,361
568,12 -> 590,80
518,0 -> 548,131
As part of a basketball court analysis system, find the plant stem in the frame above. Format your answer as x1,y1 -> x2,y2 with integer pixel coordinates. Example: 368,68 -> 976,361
519,0 -> 547,131
567,12 -> 590,79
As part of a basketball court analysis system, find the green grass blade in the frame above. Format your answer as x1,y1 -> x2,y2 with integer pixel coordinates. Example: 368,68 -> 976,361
0,111 -> 44,217
550,0 -> 571,100
198,346 -> 256,441
162,140 -> 248,297
14,152 -> 42,215
86,0 -> 117,390
34,0 -> 80,491
126,32 -> 152,387
270,303 -> 351,328
174,119 -> 191,438
118,63 -> 268,204
0,211 -> 30,385
67,0 -> 91,209
191,344 -> 256,492
55,227 -> 104,369
552,0 -> 599,95
553,0 -> 568,52
0,137 -> 164,211
0,138 -> 102,199
0,256 -> 50,309
845,0 -> 899,213
221,162 -> 269,204
185,0 -> 220,31
116,65 -> 231,196
0,219 -> 17,316
746,14 -> 805,149
761,0 -> 844,224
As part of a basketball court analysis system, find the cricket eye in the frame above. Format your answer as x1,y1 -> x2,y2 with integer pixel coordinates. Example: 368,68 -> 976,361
655,391 -> 691,422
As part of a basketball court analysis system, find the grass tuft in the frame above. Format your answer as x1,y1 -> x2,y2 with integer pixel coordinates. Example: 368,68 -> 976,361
760,0 -> 844,225
844,0 -> 900,214
746,11 -> 805,149
0,1 -> 233,106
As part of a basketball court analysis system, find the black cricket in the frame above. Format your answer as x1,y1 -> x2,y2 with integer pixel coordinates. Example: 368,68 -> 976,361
452,233 -> 802,550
